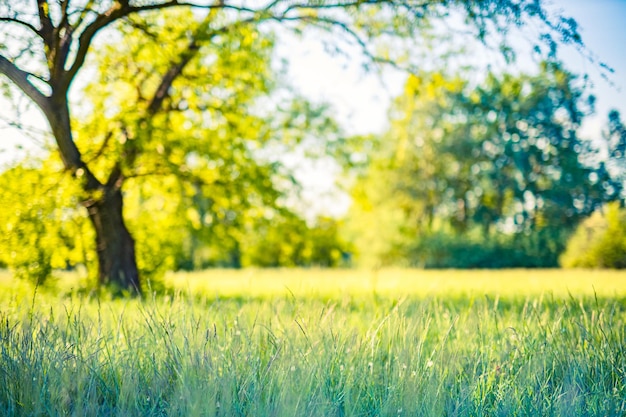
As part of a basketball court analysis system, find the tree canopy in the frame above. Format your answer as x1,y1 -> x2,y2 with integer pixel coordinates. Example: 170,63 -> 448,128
346,63 -> 609,268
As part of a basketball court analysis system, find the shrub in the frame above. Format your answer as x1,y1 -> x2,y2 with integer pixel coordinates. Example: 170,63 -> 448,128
560,202 -> 626,268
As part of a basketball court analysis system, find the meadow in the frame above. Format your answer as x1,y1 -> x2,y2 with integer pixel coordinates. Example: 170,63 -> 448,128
1,268 -> 625,416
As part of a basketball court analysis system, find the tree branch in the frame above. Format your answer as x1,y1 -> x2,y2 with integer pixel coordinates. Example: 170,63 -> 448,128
36,0 -> 54,49
303,15 -> 403,69
62,2 -> 129,90
283,0 -> 392,14
62,0 -> 368,92
146,9 -> 231,115
146,36 -> 202,115
0,17 -> 41,37
0,55 -> 50,112
60,0 -> 71,25
84,131 -> 114,165
63,0 -> 240,90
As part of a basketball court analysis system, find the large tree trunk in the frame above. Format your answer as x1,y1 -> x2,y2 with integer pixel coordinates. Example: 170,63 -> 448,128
45,96 -> 141,295
85,186 -> 141,296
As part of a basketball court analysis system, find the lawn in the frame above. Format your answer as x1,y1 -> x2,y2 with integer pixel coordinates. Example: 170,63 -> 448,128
1,269 -> 625,416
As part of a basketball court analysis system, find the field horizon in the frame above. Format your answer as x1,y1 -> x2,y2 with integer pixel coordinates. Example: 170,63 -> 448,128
2,267 -> 624,299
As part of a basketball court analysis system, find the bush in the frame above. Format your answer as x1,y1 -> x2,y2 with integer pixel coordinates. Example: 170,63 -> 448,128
0,163 -> 89,285
408,228 -> 567,269
560,202 -> 626,268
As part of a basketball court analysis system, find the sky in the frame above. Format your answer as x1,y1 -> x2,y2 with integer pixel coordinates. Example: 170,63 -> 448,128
282,0 -> 626,138
551,0 -> 626,138
0,0 -> 625,202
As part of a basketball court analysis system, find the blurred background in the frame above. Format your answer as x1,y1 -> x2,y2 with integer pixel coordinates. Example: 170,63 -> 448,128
0,0 -> 625,286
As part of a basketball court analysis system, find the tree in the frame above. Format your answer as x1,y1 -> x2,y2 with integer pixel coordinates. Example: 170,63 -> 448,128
75,8 -> 287,275
0,0 -> 589,294
0,11 -> 339,282
347,63 -> 605,267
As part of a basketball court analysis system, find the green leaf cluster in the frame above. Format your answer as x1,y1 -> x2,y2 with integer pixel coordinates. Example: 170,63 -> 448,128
0,158 -> 92,284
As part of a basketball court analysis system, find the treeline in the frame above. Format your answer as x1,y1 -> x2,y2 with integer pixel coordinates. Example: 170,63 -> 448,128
345,63 -> 626,269
2,62 -> 625,283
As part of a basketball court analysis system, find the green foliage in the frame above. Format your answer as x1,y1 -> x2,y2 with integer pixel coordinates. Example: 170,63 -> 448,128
77,8 -> 277,183
560,202 -> 626,268
0,159 -> 91,284
0,0 -> 601,293
346,63 -> 604,268
0,0 -> 599,293
242,213 -> 349,268
0,0 -> 604,292
123,176 -> 191,277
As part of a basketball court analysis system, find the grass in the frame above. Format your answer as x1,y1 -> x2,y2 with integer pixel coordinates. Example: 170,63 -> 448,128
1,268 -> 626,416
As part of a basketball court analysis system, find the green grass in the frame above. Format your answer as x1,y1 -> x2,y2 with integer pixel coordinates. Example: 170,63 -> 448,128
1,269 -> 626,416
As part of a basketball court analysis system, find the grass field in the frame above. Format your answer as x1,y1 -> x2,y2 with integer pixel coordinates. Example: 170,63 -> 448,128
1,268 -> 625,416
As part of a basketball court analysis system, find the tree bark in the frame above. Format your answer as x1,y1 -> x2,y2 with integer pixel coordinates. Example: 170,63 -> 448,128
85,185 -> 141,295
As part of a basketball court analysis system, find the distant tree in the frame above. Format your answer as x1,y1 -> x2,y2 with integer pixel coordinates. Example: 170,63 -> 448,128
0,0 -> 591,293
348,63 -> 605,267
